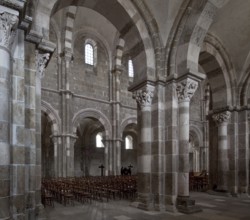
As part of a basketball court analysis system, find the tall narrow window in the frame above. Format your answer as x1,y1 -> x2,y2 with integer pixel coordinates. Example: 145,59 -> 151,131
85,43 -> 94,65
125,135 -> 133,149
128,59 -> 134,78
96,132 -> 104,148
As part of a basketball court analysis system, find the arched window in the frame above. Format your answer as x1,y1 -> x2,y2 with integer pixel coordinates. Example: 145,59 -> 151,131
125,135 -> 133,149
128,59 -> 134,78
85,43 -> 94,65
96,132 -> 104,148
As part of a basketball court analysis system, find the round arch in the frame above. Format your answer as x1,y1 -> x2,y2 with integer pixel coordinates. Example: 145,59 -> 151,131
120,117 -> 137,139
72,108 -> 112,139
189,125 -> 203,148
200,33 -> 236,108
41,100 -> 61,135
33,0 -> 156,82
166,0 -> 229,77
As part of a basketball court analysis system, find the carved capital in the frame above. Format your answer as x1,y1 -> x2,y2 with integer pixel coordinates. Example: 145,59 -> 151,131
212,111 -> 231,125
132,86 -> 154,108
0,10 -> 18,49
36,50 -> 50,78
176,78 -> 198,102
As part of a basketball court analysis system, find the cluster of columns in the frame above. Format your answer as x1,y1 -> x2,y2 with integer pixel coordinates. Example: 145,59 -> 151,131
131,76 -> 204,213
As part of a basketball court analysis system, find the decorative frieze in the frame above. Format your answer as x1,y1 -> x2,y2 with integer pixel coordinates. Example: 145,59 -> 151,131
176,78 -> 198,102
35,50 -> 50,78
0,11 -> 18,49
212,111 -> 231,124
132,87 -> 154,108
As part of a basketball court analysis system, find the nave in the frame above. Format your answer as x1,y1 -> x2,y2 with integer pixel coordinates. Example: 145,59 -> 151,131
43,192 -> 250,220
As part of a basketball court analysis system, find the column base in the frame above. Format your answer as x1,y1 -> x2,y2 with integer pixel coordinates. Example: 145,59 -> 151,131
36,203 -> 47,220
176,196 -> 202,214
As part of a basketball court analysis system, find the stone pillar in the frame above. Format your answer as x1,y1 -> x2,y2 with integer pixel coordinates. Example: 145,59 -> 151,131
35,50 -> 50,214
212,111 -> 231,192
67,135 -> 77,176
164,77 -> 178,212
112,67 -> 123,175
132,84 -> 154,210
176,77 -> 201,213
150,82 -> 165,211
60,51 -> 75,177
237,109 -> 249,194
103,139 -> 113,176
51,135 -> 62,177
0,6 -> 18,219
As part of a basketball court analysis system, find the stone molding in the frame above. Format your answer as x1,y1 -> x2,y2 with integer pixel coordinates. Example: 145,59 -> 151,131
0,0 -> 26,12
176,78 -> 198,102
132,86 -> 154,108
36,50 -> 50,78
212,111 -> 231,125
0,10 -> 18,49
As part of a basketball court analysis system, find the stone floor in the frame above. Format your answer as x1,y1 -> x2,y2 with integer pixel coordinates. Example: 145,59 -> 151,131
44,192 -> 250,220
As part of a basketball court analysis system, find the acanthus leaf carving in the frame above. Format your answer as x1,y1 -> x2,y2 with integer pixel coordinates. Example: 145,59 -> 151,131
176,78 -> 198,102
0,11 -> 18,49
36,50 -> 50,78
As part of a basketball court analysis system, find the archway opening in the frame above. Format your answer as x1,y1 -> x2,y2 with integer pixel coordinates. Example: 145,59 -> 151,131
74,117 -> 105,177
121,123 -> 138,175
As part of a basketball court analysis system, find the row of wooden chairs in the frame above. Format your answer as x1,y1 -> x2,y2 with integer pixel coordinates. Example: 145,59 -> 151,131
41,175 -> 137,207
189,171 -> 209,191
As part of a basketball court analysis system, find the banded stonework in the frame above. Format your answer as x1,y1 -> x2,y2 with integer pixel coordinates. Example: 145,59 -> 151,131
176,78 -> 198,102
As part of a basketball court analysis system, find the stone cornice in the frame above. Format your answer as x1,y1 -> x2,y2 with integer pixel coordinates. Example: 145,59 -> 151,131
0,0 -> 26,13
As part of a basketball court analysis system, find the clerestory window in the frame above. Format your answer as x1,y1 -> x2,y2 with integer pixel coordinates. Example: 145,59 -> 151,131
85,43 -> 94,65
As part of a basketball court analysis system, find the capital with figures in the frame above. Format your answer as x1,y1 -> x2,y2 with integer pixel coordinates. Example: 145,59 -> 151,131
176,78 -> 198,102
132,86 -> 154,108
212,111 -> 231,125
36,50 -> 50,78
0,10 -> 18,49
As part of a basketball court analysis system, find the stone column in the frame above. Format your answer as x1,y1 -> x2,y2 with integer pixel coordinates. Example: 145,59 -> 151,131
51,135 -> 62,177
0,7 -> 18,219
103,139 -> 113,176
112,68 -> 122,175
237,110 -> 249,194
60,51 -> 75,177
164,77 -> 178,212
67,135 -> 77,176
35,50 -> 50,213
176,78 -> 201,213
132,84 -> 154,210
212,111 -> 231,192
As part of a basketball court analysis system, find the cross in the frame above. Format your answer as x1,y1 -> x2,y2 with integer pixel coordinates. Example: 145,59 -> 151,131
99,164 -> 105,176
